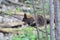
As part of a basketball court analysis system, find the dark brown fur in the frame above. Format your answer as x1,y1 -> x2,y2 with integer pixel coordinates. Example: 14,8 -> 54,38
22,14 -> 50,27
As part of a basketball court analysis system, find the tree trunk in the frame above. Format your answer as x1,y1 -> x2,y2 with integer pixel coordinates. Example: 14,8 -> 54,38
54,0 -> 60,40
49,0 -> 55,40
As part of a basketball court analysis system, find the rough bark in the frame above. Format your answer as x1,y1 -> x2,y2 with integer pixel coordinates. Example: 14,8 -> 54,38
54,0 -> 60,40
49,0 -> 55,40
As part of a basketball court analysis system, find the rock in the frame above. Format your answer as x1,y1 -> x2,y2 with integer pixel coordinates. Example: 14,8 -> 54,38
0,16 -> 3,23
0,14 -> 23,23
0,32 -> 4,40
3,15 -> 19,23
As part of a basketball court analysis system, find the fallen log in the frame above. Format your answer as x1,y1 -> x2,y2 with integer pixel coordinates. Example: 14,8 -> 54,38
0,21 -> 25,28
0,28 -> 20,35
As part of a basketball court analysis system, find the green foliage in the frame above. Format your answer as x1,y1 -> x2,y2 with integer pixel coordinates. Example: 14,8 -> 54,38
12,25 -> 50,40
15,6 -> 20,12
25,0 -> 49,15
5,6 -> 20,15
7,10 -> 12,15
12,27 -> 38,40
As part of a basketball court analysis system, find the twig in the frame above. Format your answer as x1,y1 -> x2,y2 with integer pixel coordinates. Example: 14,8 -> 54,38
31,0 -> 41,40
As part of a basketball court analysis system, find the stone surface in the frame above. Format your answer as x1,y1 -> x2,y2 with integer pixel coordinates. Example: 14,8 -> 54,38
0,14 -> 23,23
0,32 -> 15,40
0,33 -> 4,40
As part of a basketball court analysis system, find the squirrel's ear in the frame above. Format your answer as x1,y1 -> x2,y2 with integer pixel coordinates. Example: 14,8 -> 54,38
46,18 -> 50,24
24,13 -> 27,19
